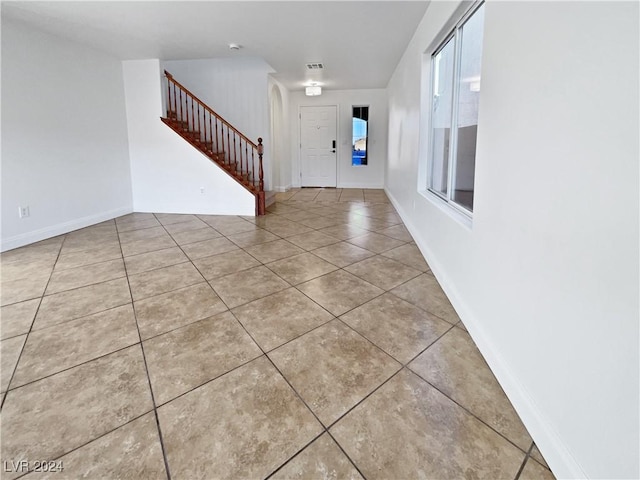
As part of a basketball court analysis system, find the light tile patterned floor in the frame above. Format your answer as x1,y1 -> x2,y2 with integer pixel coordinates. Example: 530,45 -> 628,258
0,188 -> 555,479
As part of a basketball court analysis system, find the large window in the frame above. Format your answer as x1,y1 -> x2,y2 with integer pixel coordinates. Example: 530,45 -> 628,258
428,2 -> 484,213
352,106 -> 369,166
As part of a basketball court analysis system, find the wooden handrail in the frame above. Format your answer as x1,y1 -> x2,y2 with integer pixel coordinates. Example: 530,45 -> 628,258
162,69 -> 265,215
164,70 -> 257,149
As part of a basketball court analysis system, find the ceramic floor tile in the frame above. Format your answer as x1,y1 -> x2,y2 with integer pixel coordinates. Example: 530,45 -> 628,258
297,270 -> 383,316
144,311 -> 262,404
381,243 -> 430,272
120,234 -> 177,257
34,278 -> 131,331
118,226 -> 167,244
54,243 -> 123,271
232,288 -> 334,351
12,304 -> 139,388
317,224 -> 371,240
265,252 -> 338,285
339,191 -> 364,202
1,244 -> 60,266
155,213 -> 198,225
298,216 -> 342,230
269,319 -> 400,426
60,237 -> 121,255
227,229 -> 280,248
116,217 -> 161,233
340,293 -> 451,364
45,258 -> 126,295
1,299 -> 39,340
157,356 -> 323,479
1,346 -> 153,476
272,433 -> 362,480
26,413 -> 167,480
209,266 -> 290,308
263,221 -> 315,238
244,239 -> 305,264
313,189 -> 342,201
134,283 -> 227,340
1,334 -> 26,392
391,273 -> 460,324
0,275 -> 50,307
378,224 -> 413,242
347,232 -> 406,253
276,210 -> 317,223
311,241 -> 375,268
345,255 -> 422,291
330,369 -> 525,480
181,237 -> 239,260
200,217 -> 258,235
520,457 -> 555,480
192,249 -> 261,280
531,444 -> 549,468
287,231 -> 341,251
162,218 -> 208,234
1,258 -> 56,282
123,246 -> 189,275
170,226 -> 222,246
128,262 -> 204,301
409,328 -> 532,451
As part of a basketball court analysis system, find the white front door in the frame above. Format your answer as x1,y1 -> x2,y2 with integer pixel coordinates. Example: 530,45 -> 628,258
300,106 -> 337,187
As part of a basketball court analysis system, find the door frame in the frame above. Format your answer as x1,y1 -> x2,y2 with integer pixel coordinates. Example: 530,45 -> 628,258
298,104 -> 339,187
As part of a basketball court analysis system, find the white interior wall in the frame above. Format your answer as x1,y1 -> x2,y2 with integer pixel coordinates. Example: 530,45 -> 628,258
162,58 -> 273,191
1,19 -> 133,251
289,89 -> 387,189
386,2 -> 639,479
123,59 -> 255,216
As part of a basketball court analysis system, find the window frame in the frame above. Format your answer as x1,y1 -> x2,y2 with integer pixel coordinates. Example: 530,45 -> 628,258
425,0 -> 484,219
351,105 -> 369,167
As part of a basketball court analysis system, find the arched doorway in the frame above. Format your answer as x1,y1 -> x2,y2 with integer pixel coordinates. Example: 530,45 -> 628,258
269,84 -> 284,191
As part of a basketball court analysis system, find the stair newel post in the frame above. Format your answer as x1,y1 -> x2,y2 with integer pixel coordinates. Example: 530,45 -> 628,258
257,138 -> 265,215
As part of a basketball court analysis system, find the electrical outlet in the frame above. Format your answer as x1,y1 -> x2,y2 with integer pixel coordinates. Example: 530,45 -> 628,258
19,206 -> 30,218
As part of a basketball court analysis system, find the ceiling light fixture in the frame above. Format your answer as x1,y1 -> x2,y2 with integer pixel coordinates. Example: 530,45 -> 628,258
305,84 -> 322,96
228,43 -> 241,50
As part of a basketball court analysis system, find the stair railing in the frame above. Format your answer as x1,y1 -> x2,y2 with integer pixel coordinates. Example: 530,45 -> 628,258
163,70 -> 264,213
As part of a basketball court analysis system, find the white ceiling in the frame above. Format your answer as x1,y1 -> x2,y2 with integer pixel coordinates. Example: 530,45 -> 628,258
1,1 -> 430,91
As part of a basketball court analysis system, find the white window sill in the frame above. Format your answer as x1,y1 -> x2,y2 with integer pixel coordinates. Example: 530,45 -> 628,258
418,189 -> 473,230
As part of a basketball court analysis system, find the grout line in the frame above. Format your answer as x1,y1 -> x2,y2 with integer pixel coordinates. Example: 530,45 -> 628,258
117,215 -> 172,480
513,442 -> 536,480
1,235 -> 66,410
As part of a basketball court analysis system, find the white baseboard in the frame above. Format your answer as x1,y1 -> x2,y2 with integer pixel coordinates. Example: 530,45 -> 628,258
1,206 -> 133,252
273,185 -> 292,193
384,188 -> 586,480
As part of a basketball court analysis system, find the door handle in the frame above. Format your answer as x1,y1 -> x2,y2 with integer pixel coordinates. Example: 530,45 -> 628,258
331,150 -> 336,153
